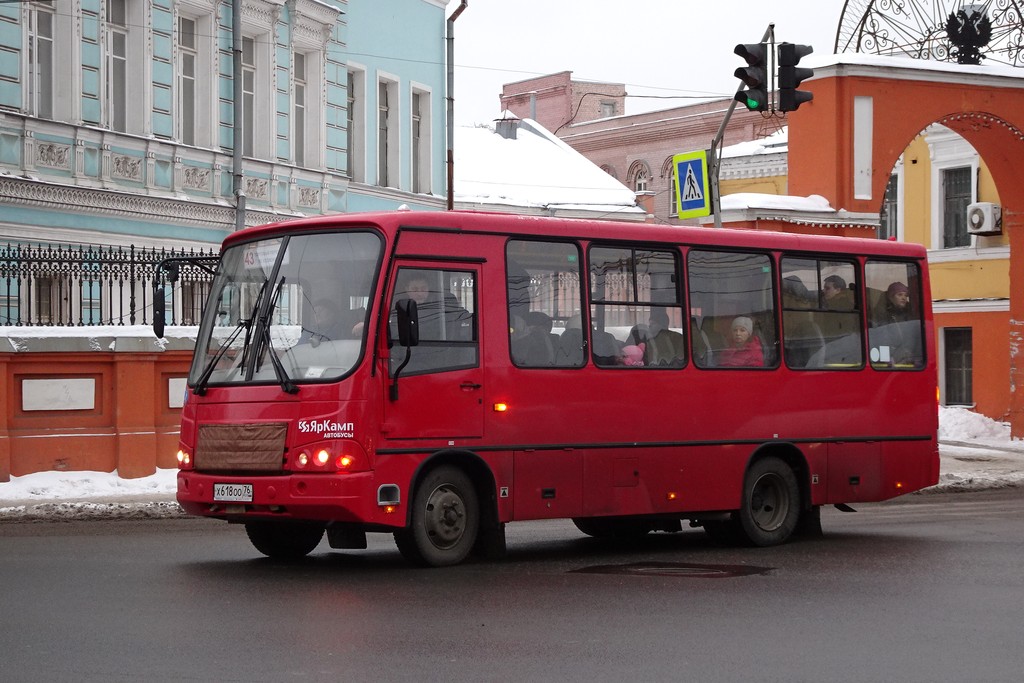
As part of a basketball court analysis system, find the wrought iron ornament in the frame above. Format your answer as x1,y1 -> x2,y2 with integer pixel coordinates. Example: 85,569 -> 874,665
835,0 -> 1024,67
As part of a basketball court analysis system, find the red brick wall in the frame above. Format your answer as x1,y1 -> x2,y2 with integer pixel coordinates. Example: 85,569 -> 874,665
0,347 -> 193,481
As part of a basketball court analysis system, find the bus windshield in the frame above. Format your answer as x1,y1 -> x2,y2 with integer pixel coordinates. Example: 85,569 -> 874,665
188,230 -> 382,388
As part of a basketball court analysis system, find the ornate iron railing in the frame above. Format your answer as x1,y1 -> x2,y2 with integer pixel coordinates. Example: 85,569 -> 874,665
0,242 -> 219,327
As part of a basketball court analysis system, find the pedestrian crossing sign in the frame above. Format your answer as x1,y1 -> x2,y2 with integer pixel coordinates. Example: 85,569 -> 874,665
673,150 -> 711,219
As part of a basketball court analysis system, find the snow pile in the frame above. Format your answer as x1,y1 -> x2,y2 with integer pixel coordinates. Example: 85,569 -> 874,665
938,405 -> 1010,442
0,469 -> 180,521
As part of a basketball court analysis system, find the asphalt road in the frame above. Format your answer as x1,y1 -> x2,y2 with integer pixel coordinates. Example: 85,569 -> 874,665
1,489 -> 1022,682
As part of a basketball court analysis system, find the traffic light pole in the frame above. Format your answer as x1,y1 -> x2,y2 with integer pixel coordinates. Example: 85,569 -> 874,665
709,23 -> 774,229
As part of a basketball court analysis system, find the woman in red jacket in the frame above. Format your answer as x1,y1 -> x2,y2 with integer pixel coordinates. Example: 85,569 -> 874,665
718,316 -> 764,367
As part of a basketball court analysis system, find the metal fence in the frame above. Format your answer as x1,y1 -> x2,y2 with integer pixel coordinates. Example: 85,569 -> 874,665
0,242 -> 219,327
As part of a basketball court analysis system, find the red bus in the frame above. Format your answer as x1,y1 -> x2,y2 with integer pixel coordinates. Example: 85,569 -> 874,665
169,210 -> 938,566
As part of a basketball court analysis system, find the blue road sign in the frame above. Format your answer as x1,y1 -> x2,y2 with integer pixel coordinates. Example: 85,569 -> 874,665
673,151 -> 711,219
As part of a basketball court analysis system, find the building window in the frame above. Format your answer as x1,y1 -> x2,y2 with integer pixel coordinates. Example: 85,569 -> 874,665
411,89 -> 431,193
944,327 -> 973,405
347,69 -> 365,182
635,170 -> 648,193
942,166 -> 972,248
600,101 -> 616,118
378,81 -> 389,186
880,173 -> 898,240
178,16 -> 197,146
242,36 -> 256,157
377,79 -> 399,188
628,162 -> 651,193
27,3 -> 54,119
294,53 -> 306,166
106,0 -> 128,132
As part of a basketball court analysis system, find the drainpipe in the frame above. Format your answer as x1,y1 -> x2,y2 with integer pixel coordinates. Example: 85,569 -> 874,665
446,1 -> 468,211
232,0 -> 246,232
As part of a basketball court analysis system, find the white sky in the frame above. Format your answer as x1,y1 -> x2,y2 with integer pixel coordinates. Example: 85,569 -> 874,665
0,407 -> 1021,515
446,0 -> 842,126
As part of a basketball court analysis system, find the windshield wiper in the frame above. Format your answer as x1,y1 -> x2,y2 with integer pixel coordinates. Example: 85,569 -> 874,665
193,317 -> 251,396
254,276 -> 299,394
194,277 -> 269,395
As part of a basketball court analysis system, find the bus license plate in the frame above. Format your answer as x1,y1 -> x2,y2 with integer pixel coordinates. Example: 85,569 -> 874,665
213,483 -> 253,502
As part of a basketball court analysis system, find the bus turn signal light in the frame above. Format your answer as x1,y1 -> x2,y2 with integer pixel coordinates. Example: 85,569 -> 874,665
493,403 -> 508,412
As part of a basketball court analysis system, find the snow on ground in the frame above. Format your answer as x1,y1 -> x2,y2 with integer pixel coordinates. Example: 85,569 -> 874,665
0,407 -> 1021,520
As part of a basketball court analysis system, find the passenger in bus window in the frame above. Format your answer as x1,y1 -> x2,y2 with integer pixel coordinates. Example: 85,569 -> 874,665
301,299 -> 341,346
718,316 -> 765,367
619,343 -> 646,367
399,274 -> 472,341
513,311 -> 556,366
555,314 -> 585,365
872,281 -> 913,327
782,276 -> 815,309
645,308 -> 685,366
822,275 -> 855,311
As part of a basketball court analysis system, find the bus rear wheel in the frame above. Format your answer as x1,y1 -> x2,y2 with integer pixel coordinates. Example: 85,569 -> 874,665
737,456 -> 800,547
395,466 -> 479,567
245,520 -> 325,559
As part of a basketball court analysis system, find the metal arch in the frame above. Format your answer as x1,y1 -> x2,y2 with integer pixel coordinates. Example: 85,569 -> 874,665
835,0 -> 1024,67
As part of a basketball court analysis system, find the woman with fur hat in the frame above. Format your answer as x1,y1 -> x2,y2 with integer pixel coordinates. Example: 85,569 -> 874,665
874,281 -> 913,326
718,316 -> 764,367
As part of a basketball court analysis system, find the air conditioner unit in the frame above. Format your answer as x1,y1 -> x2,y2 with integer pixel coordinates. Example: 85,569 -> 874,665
966,202 -> 1002,236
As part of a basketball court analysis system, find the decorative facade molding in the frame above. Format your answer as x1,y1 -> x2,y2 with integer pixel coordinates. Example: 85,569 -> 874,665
245,176 -> 270,201
36,144 -> 72,170
183,166 -> 212,192
112,154 -> 143,181
297,186 -> 320,207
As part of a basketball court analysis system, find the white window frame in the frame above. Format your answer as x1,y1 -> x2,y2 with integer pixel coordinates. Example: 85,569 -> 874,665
347,64 -> 367,182
879,158 -> 904,241
175,5 -> 215,148
240,30 -> 273,160
103,0 -> 146,135
25,2 -> 55,119
927,125 -> 979,253
291,48 -> 323,168
377,73 -> 400,189
410,84 -> 432,194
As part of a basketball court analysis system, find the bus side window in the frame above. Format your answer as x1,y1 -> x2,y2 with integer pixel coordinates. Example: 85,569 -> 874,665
688,249 -> 777,369
589,245 -> 684,368
506,240 -> 584,369
781,258 -> 863,369
388,267 -> 478,377
865,261 -> 924,369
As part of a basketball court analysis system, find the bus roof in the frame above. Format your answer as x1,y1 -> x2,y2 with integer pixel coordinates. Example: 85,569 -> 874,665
225,210 -> 927,259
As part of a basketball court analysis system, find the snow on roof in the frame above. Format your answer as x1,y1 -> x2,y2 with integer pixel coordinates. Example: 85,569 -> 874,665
453,117 -> 643,215
720,127 -> 788,159
808,51 -> 1024,83
721,192 -> 833,213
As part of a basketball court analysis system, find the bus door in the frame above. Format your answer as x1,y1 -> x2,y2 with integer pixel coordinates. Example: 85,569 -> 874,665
382,263 -> 484,440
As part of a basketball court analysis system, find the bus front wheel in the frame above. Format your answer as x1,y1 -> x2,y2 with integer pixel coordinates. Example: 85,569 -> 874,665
245,520 -> 325,559
737,456 -> 800,547
395,466 -> 479,567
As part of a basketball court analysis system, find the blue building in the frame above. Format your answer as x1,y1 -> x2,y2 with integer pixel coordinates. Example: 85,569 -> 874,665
0,0 -> 448,254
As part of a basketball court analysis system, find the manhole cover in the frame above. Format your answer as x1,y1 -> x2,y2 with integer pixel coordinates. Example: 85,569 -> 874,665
572,561 -> 772,579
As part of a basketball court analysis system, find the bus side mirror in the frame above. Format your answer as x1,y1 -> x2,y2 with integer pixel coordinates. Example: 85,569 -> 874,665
395,298 -> 419,347
153,287 -> 166,339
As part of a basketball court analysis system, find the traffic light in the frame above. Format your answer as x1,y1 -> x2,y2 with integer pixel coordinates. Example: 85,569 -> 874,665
733,43 -> 768,112
778,42 -> 814,112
